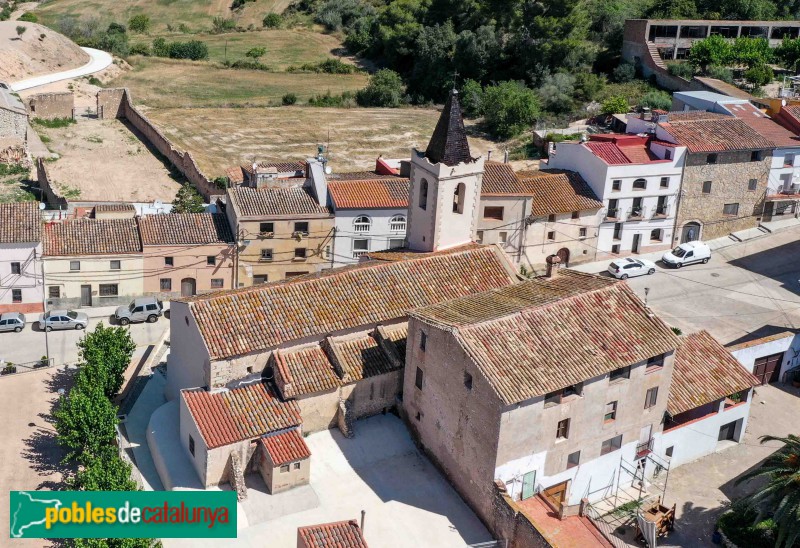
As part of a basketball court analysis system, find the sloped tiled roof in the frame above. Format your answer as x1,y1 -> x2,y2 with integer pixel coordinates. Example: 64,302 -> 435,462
517,171 -> 602,216
274,344 -> 341,398
668,331 -> 759,416
138,213 -> 234,246
328,171 -> 401,182
665,111 -> 729,122
380,324 -> 407,361
0,202 -> 41,244
481,162 -> 519,193
94,203 -> 135,214
43,218 -> 141,256
328,332 -> 401,382
776,104 -> 800,135
181,384 -> 302,449
726,103 -> 800,148
184,245 -> 515,360
583,135 -> 664,165
328,178 -> 409,209
298,520 -> 369,548
242,161 -> 307,175
414,271 -> 680,405
229,186 -> 330,217
662,117 -> 773,153
260,429 -> 310,465
425,90 -> 474,167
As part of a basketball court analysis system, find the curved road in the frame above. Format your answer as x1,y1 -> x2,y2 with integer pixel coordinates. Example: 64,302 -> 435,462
9,47 -> 113,92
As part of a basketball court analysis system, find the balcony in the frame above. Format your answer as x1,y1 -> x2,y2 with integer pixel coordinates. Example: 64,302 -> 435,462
604,208 -> 619,221
652,205 -> 669,219
627,206 -> 646,221
636,438 -> 654,459
353,250 -> 369,259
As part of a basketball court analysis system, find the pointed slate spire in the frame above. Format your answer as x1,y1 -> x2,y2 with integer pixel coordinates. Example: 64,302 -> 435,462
425,90 -> 473,167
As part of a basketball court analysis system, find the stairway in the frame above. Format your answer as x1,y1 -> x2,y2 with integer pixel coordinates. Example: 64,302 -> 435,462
646,42 -> 668,70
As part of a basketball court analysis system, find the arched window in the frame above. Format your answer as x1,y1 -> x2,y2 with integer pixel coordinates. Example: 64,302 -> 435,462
353,215 -> 371,233
453,182 -> 466,214
390,215 -> 406,232
419,179 -> 428,210
633,178 -> 647,190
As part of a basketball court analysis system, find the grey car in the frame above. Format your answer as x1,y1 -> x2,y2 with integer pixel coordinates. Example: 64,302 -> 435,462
0,312 -> 26,333
39,310 -> 89,332
114,297 -> 163,326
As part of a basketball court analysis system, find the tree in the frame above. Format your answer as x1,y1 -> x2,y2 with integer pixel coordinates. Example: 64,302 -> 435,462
246,46 -> 266,59
408,22 -> 457,101
16,25 -> 26,37
611,61 -> 636,83
537,73 -> 575,114
460,78 -> 484,118
735,435 -> 800,546
481,81 -> 540,139
601,95 -> 629,115
640,90 -> 672,111
689,35 -> 732,73
76,323 -> 136,399
732,37 -> 772,68
172,184 -> 205,213
128,14 -> 151,34
707,65 -> 734,83
262,13 -> 281,28
356,69 -> 406,107
776,37 -> 800,72
69,447 -> 138,491
54,384 -> 117,463
648,0 -> 698,18
744,63 -> 774,87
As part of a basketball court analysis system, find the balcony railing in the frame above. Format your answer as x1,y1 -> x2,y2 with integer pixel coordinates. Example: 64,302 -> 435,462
353,250 -> 369,259
636,438 -> 655,458
627,206 -> 646,221
653,205 -> 670,218
604,208 -> 619,221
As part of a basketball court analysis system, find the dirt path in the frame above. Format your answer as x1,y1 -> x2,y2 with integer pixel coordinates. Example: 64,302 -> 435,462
9,1 -> 37,20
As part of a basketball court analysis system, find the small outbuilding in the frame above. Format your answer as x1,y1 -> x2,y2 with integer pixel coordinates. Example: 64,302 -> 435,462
258,429 -> 311,494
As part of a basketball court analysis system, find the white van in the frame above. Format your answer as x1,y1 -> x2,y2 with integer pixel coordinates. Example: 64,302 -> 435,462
662,241 -> 711,268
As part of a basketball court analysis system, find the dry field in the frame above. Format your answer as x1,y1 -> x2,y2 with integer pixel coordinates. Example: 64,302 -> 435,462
0,20 -> 88,81
146,106 -> 513,176
37,118 -> 182,202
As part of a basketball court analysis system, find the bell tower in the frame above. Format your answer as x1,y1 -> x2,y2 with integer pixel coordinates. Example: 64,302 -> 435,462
406,90 -> 485,253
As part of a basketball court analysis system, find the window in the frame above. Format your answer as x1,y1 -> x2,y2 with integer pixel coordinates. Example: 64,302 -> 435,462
389,238 -> 405,249
165,256 -> 174,267
548,214 -> 556,223
211,278 -> 224,289
354,215 -> 371,233
353,239 -> 369,256
660,177 -> 669,188
99,284 -> 118,297
476,230 -> 484,244
631,197 -> 643,217
415,367 -> 424,390
189,435 -> 195,456
419,331 -> 427,351
702,181 -> 712,194
610,366 -> 630,381
294,248 -> 307,260
579,227 -> 587,238
706,153 -> 717,164
293,462 -> 301,470
612,179 -> 621,191
571,211 -> 579,219
645,387 -> 659,409
453,183 -> 465,214
110,260 -> 121,270
12,289 -> 21,303
259,222 -> 274,233
419,179 -> 429,210
647,354 -> 665,371
280,464 -> 290,473
748,178 -> 758,192
633,178 -> 647,190
612,244 -> 620,254
294,222 -> 309,235
499,231 -> 508,244
547,231 -> 556,240
464,371 -> 473,390
260,249 -> 273,261
650,228 -> 662,241
253,275 -> 268,284
601,435 -> 623,455
69,261 -> 80,271
664,149 -> 672,160
544,384 -> 582,406
567,451 -> 580,469
556,419 -> 570,440
785,154 -> 795,167
665,446 -> 674,458
723,203 -> 739,216
10,262 -> 20,275
607,199 -> 619,219
49,286 -> 60,299
389,215 -> 406,232
604,401 -> 617,422
484,206 -> 504,220
160,278 -> 172,291
751,150 -> 762,162
203,256 -> 215,266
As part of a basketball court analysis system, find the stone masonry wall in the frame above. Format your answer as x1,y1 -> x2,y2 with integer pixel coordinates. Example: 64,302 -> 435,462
492,485 -> 553,548
36,158 -> 68,209
27,92 -> 74,120
0,107 -> 27,141
96,89 -> 127,120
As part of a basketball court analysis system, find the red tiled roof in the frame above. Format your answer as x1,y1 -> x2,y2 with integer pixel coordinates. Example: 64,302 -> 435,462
726,103 -> 800,148
298,520 -> 369,548
274,344 -> 341,398
0,202 -> 41,244
43,218 -> 141,256
776,104 -> 800,135
184,246 -> 515,360
182,384 -> 302,449
328,332 -> 401,382
328,178 -> 409,209
242,161 -> 307,175
584,135 -> 663,165
328,171 -> 401,182
414,271 -> 680,405
138,213 -> 234,245
260,429 -> 310,465
516,170 -> 603,216
226,166 -> 245,185
229,186 -> 330,217
661,117 -> 773,153
665,111 -> 730,122
481,162 -> 519,193
669,331 -> 759,416
94,203 -> 135,213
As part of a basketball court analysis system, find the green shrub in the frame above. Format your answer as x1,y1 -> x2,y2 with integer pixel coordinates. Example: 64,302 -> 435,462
460,79 -> 484,118
246,46 -> 266,59
707,65 -> 734,83
308,90 -> 355,107
667,61 -> 695,79
717,505 -> 775,548
16,25 -> 26,37
223,58 -> 268,70
745,63 -> 774,86
640,90 -> 672,111
601,95 -> 629,115
32,117 -> 76,128
129,42 -> 150,56
0,163 -> 28,177
87,76 -> 102,86
356,69 -> 405,107
263,13 -> 282,28
212,16 -> 236,33
128,14 -> 150,34
481,81 -> 540,139
152,38 -> 209,60
232,0 -> 256,8
612,62 -> 636,83
18,12 -> 38,23
289,58 -> 357,74
282,93 -> 297,105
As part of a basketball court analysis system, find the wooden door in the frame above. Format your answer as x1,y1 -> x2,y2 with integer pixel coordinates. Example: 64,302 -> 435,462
718,421 -> 737,441
80,285 -> 92,307
753,353 -> 783,384
632,233 -> 641,253
521,471 -> 536,500
181,278 -> 196,297
543,481 -> 568,508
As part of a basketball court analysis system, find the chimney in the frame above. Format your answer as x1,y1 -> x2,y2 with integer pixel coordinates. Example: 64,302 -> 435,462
503,149 -> 509,163
545,254 -> 561,278
487,149 -> 492,162
360,510 -> 365,532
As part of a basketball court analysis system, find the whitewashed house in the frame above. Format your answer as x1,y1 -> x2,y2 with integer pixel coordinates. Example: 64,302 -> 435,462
0,203 -> 43,314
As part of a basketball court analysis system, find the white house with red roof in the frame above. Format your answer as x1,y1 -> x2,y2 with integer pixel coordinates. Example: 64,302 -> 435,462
546,133 -> 686,258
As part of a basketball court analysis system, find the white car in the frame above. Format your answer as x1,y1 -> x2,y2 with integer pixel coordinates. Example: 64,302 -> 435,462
608,257 -> 657,279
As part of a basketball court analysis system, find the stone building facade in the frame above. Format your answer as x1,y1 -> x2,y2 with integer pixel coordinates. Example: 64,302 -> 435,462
27,92 -> 74,120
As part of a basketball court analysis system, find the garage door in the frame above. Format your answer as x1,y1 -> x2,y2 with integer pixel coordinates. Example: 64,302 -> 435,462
753,353 -> 783,384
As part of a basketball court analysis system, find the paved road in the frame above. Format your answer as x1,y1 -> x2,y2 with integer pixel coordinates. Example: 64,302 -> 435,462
9,47 -> 113,92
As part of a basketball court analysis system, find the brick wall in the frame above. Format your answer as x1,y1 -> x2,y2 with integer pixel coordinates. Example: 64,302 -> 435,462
27,92 -> 74,120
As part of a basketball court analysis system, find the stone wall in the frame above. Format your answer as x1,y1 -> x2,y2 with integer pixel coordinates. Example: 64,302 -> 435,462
0,106 -> 27,141
492,486 -> 553,548
27,92 -> 74,120
96,89 -> 126,120
36,158 -> 68,210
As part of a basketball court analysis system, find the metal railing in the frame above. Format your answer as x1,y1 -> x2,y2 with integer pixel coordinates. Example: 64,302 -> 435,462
636,438 -> 655,459
653,204 -> 670,218
0,357 -> 55,377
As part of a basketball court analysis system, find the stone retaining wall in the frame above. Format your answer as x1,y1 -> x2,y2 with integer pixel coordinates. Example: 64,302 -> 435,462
28,92 -> 74,120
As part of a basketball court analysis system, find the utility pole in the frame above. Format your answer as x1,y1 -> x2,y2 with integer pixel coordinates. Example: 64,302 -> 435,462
35,249 -> 49,364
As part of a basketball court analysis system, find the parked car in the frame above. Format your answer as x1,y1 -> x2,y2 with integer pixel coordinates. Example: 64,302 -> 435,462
0,312 -> 26,333
39,310 -> 89,331
114,297 -> 163,326
662,241 -> 711,268
608,258 -> 657,279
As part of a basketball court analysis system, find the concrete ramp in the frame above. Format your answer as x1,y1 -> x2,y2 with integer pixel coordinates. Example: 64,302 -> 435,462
146,400 -> 203,491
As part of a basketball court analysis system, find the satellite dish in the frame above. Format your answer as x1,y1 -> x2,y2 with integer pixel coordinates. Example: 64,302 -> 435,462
325,166 -> 332,175
38,202 -> 45,210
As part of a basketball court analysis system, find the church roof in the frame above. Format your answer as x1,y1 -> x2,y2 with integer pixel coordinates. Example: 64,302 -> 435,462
425,90 -> 474,167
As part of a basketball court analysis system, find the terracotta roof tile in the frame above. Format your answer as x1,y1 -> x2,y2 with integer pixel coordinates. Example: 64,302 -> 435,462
184,246 -> 515,360
229,186 -> 329,217
668,331 -> 759,416
662,117 -> 773,153
0,202 -> 41,243
260,429 -> 310,465
94,203 -> 135,213
381,324 -> 407,361
138,213 -> 234,245
182,384 -> 302,449
665,111 -> 730,122
43,218 -> 141,256
727,104 -> 800,148
242,161 -> 307,175
481,162 -> 519,193
516,170 -> 603,216
327,171 -> 401,182
226,166 -> 245,185
298,520 -> 369,548
583,135 -> 664,165
328,332 -> 401,382
414,271 -> 680,405
274,344 -> 341,398
328,178 -> 409,209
